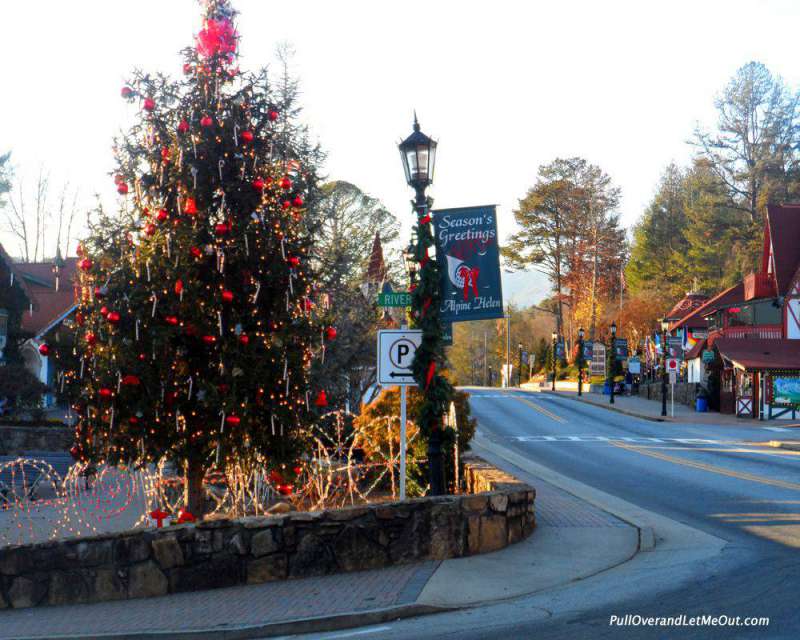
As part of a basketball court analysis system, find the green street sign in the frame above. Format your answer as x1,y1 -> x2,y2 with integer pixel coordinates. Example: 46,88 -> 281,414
377,292 -> 412,307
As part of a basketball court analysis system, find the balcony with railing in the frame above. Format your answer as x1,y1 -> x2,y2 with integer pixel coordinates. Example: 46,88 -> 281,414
720,325 -> 783,340
744,272 -> 775,301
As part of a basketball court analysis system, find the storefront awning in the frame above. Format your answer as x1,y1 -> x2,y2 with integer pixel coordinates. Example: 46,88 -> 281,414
714,338 -> 800,371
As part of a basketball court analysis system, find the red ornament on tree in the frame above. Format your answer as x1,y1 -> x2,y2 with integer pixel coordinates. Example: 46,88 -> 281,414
221,290 -> 234,303
165,315 -> 179,326
214,222 -> 229,236
121,374 -> 141,386
93,286 -> 105,299
183,63 -> 192,75
281,200 -> 291,211
85,332 -> 98,346
99,388 -> 114,399
252,177 -> 265,190
292,196 -> 304,207
200,115 -> 213,128
117,183 -> 129,195
99,306 -> 109,318
174,279 -> 183,295
225,415 -> 241,427
240,130 -> 253,143
279,177 -> 292,190
79,258 -> 93,271
202,335 -> 216,345
325,327 -> 337,341
190,246 -> 202,258
184,198 -> 198,215
287,255 -> 300,267
157,209 -> 168,222
107,311 -> 121,324
268,109 -> 279,121
269,469 -> 283,484
160,147 -> 171,162
314,390 -> 328,407
69,445 -> 81,461
75,312 -> 85,326
177,119 -> 190,134
143,97 -> 156,111
144,222 -> 157,236
239,334 -> 250,345
277,484 -> 293,496
38,344 -> 50,356
121,86 -> 134,99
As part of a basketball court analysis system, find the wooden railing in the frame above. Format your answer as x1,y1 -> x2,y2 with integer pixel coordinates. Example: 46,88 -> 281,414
720,325 -> 782,339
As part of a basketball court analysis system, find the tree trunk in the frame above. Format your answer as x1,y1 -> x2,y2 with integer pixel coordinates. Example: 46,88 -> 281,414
184,457 -> 206,520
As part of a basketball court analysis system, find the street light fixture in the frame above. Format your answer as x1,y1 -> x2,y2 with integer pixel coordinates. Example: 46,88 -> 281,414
660,317 -> 669,417
399,115 -> 437,194
609,322 -> 617,405
577,327 -> 585,397
399,116 -> 447,496
551,331 -> 558,392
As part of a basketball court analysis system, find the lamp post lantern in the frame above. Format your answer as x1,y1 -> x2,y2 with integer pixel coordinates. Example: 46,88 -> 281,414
660,318 -> 669,417
577,327 -> 585,397
551,331 -> 558,392
398,115 -> 448,496
609,322 -> 617,405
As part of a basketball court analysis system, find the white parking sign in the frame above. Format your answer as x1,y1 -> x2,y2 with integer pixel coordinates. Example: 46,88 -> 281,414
377,329 -> 422,386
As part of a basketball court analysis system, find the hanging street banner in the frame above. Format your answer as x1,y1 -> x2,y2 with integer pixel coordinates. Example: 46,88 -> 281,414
667,336 -> 683,359
614,338 -> 629,361
432,205 -> 504,323
582,341 -> 594,361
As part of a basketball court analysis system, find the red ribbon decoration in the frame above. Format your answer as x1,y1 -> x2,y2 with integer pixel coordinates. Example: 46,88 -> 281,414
422,297 -> 432,317
196,18 -> 238,60
425,361 -> 436,390
420,214 -> 431,225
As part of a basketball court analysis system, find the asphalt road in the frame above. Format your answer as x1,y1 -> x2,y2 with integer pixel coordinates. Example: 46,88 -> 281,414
303,388 -> 800,640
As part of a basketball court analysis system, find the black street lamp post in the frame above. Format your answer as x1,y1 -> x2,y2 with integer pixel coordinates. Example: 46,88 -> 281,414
660,318 -> 669,417
518,343 -> 523,387
399,115 -> 447,496
551,331 -> 558,392
577,327 -> 585,397
609,322 -> 617,405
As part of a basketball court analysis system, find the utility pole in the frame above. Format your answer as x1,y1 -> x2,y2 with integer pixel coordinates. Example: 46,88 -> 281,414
483,331 -> 488,387
505,313 -> 510,388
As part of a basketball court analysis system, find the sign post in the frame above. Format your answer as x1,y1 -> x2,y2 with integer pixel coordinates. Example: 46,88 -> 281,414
377,329 -> 422,500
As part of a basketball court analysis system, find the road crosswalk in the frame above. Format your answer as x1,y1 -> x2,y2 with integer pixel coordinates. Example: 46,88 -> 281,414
507,435 -> 738,444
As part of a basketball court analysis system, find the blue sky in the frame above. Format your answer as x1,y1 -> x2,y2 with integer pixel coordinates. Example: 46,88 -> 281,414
2,0 -> 799,305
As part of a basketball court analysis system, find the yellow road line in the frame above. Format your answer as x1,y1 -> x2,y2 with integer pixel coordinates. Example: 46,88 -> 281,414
611,441 -> 800,492
513,396 -> 566,423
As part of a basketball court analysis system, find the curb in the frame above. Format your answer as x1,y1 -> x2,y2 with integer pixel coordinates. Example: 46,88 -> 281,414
537,390 -> 668,423
470,435 -> 655,557
13,604 -> 449,640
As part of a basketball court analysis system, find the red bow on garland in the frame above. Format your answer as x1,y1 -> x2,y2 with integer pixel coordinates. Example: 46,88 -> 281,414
458,265 -> 480,300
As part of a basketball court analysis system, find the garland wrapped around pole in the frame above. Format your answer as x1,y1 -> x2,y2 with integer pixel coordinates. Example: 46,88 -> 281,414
399,116 -> 452,495
410,189 -> 452,495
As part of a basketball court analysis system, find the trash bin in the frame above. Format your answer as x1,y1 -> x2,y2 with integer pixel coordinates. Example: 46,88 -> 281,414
696,397 -> 708,413
603,381 -> 612,395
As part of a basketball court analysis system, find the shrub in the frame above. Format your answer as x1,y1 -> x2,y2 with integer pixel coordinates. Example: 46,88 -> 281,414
0,364 -> 48,416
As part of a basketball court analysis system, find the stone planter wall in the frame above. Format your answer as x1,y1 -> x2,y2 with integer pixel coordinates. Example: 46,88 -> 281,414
0,455 -> 534,609
638,381 -> 698,408
0,424 -> 71,455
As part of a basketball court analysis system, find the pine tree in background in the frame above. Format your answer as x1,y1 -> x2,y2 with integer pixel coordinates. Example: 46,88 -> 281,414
55,0 -> 328,518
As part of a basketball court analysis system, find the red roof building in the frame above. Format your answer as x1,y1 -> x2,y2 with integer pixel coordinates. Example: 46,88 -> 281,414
684,204 -> 800,418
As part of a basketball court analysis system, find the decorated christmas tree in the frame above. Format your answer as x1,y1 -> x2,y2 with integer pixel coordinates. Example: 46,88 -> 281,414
54,0 -> 330,518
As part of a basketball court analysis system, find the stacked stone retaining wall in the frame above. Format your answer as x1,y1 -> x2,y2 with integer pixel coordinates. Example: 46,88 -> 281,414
0,454 -> 534,609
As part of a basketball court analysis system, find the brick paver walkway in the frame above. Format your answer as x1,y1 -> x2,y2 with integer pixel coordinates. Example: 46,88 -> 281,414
0,561 -> 439,639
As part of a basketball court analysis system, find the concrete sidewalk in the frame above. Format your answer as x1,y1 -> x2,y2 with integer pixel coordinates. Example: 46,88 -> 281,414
536,388 -> 785,426
0,468 -> 639,640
